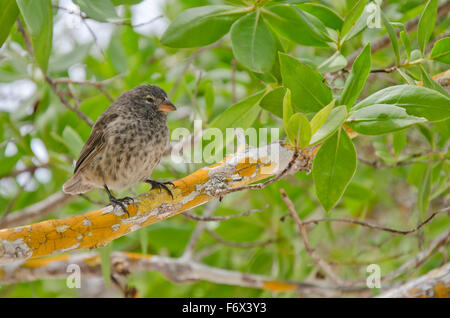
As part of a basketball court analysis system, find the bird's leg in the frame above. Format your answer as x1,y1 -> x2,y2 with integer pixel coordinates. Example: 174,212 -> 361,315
145,179 -> 175,199
104,185 -> 132,216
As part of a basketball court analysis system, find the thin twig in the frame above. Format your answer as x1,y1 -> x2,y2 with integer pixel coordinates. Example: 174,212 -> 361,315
357,152 -> 447,169
182,204 -> 269,222
0,163 -> 50,180
217,149 -> 304,196
206,229 -> 276,249
16,18 -> 94,126
280,207 -> 449,235
382,229 -> 450,282
182,201 -> 218,260
280,188 -> 345,286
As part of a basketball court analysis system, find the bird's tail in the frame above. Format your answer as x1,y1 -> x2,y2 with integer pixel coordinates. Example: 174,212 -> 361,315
63,173 -> 93,194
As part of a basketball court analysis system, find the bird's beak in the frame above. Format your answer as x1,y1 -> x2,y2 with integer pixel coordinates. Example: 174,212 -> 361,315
158,98 -> 176,112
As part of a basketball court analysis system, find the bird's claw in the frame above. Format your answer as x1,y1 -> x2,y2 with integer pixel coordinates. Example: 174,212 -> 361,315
109,196 -> 134,216
146,180 -> 175,199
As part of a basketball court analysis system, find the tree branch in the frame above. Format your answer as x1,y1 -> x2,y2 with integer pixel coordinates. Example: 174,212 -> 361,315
0,141 -> 310,265
0,251 -> 369,296
378,262 -> 450,298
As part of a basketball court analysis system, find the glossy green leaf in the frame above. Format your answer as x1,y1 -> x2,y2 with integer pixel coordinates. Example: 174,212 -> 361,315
310,99 -> 335,135
340,0 -> 367,39
0,0 -> 19,48
263,5 -> 330,47
313,129 -> 356,212
230,10 -> 276,73
400,30 -> 411,59
417,0 -> 438,54
317,51 -> 347,73
419,65 -> 449,97
259,87 -> 286,118
17,0 -> 53,72
340,42 -> 371,109
210,91 -> 265,133
283,88 -> 294,133
161,6 -> 245,48
295,3 -> 343,30
381,13 -> 400,65
353,85 -> 450,122
73,0 -> 120,22
430,37 -> 450,64
286,113 -> 311,148
310,105 -> 347,145
347,104 -> 427,135
279,53 -> 332,113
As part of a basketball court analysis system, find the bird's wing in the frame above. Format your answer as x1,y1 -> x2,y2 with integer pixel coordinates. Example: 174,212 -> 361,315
74,112 -> 119,174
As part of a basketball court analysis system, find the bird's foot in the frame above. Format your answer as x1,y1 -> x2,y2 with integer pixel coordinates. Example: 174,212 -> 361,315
109,196 -> 134,216
145,179 -> 175,199
109,197 -> 134,217
104,185 -> 133,216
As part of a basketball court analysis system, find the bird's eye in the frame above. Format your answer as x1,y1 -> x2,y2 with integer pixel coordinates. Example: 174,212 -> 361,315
146,97 -> 154,103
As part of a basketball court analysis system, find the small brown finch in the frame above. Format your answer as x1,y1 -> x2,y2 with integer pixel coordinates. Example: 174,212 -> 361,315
63,84 -> 176,212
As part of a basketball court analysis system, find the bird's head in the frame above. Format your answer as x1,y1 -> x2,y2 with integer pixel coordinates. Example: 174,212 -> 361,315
130,84 -> 176,114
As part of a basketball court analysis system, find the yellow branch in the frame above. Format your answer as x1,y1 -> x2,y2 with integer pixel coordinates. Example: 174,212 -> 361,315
0,141 -> 314,264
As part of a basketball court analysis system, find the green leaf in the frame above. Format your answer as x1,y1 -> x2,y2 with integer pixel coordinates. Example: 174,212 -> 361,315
161,5 -> 245,48
346,104 -> 427,135
259,86 -> 286,118
310,105 -> 347,145
400,30 -> 411,60
313,129 -> 357,212
263,5 -> 330,47
0,0 -> 19,48
279,53 -> 332,113
286,113 -> 311,148
230,10 -> 276,73
419,65 -> 449,97
417,0 -> 438,54
396,68 -> 416,85
392,130 -> 406,157
99,244 -> 112,287
353,85 -> 450,122
417,163 -> 432,214
210,91 -> 265,133
73,0 -> 120,23
295,3 -> 343,30
310,99 -> 335,135
139,228 -> 148,256
340,42 -> 371,109
317,51 -> 347,73
430,37 -> 450,64
340,0 -> 367,39
204,81 -> 215,118
62,126 -> 84,158
17,0 -> 53,72
49,43 -> 91,73
283,88 -> 294,133
416,123 -> 434,147
381,13 -> 400,65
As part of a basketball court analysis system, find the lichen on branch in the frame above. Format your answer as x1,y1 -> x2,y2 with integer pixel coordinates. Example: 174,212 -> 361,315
0,141 -> 313,265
